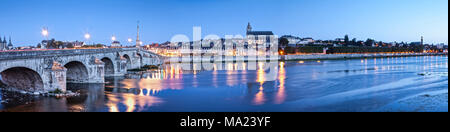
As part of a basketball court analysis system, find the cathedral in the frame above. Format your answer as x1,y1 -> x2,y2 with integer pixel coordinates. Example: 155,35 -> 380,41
246,22 -> 275,49
0,36 -> 13,51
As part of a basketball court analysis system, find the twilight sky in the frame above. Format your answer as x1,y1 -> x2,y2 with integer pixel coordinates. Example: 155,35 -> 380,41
0,0 -> 448,47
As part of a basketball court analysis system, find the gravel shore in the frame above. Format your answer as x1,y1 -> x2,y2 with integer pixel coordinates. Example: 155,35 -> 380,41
378,90 -> 448,112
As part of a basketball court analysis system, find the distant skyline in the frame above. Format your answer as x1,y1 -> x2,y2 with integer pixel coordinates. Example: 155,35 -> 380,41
0,0 -> 448,47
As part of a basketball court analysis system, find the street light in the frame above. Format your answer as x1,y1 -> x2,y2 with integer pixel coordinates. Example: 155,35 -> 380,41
85,33 -> 91,45
84,33 -> 91,40
111,35 -> 116,41
42,27 -> 49,39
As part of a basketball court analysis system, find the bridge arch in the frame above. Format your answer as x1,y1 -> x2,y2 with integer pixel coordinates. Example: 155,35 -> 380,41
101,57 -> 115,76
123,54 -> 132,69
136,53 -> 143,68
0,67 -> 44,92
64,61 -> 89,83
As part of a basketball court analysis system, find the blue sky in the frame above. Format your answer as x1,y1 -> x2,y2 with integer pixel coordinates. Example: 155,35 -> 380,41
0,0 -> 448,47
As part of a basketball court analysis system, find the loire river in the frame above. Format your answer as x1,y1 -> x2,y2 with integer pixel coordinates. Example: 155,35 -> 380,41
0,55 -> 448,112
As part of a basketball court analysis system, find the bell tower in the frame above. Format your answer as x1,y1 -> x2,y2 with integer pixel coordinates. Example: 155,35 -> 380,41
247,22 -> 252,35
136,21 -> 142,47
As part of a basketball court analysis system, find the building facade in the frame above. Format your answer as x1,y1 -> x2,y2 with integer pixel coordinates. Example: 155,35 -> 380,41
246,23 -> 276,56
111,41 -> 121,47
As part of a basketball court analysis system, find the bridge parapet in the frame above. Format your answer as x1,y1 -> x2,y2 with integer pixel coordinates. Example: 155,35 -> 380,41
0,48 -> 141,60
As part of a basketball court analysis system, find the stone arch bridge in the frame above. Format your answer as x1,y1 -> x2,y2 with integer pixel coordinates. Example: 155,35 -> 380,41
0,48 -> 162,93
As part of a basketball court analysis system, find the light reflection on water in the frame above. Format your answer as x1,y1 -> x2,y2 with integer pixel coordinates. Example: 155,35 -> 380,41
0,55 -> 448,112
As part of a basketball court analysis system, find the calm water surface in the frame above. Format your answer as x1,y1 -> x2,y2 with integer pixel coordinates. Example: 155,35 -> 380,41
0,56 -> 448,112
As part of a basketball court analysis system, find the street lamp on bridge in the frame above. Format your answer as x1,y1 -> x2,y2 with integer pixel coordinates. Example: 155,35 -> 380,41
111,35 -> 117,41
41,27 -> 49,40
84,33 -> 91,45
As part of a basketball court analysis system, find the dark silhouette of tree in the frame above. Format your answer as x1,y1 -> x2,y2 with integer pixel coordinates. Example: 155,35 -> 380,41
351,38 -> 357,46
279,37 -> 289,48
344,35 -> 350,46
67,43 -> 74,48
365,39 -> 375,47
37,43 -> 42,48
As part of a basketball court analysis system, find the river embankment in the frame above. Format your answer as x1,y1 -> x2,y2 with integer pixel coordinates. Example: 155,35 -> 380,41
283,53 -> 448,61
163,53 -> 448,63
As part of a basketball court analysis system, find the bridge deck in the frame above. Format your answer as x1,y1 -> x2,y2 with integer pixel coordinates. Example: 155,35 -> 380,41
0,48 -> 160,60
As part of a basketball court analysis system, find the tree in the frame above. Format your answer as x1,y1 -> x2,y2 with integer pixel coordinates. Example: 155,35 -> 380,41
351,38 -> 357,46
46,39 -> 56,49
344,35 -> 350,46
365,39 -> 375,47
37,43 -> 42,48
95,44 -> 104,47
279,37 -> 289,48
66,43 -> 74,48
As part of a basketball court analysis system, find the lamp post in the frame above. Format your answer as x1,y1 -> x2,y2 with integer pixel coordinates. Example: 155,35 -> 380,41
84,33 -> 91,45
111,35 -> 116,41
41,27 -> 49,39
41,27 -> 49,49
128,38 -> 133,47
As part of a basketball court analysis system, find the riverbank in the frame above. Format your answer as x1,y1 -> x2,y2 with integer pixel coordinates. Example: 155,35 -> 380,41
163,53 -> 447,63
283,53 -> 448,61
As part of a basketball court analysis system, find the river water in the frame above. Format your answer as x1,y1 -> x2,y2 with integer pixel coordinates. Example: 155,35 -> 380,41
0,55 -> 448,112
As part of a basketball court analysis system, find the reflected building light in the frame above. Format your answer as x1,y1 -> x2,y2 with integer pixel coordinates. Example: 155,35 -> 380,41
139,89 -> 145,96
109,105 -> 119,112
227,63 -> 233,71
275,62 -> 286,104
107,94 -> 120,112
257,62 -> 266,84
124,95 -> 136,112
253,90 -> 265,105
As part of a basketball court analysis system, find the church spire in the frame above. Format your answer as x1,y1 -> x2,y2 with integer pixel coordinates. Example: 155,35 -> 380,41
8,36 -> 12,45
0,36 -> 3,50
247,22 -> 252,34
136,21 -> 141,47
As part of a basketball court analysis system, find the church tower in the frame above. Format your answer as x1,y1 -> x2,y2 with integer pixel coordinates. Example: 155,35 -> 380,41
2,36 -> 6,50
8,36 -> 13,50
421,36 -> 424,45
136,21 -> 141,47
247,22 -> 252,35
0,37 -> 3,50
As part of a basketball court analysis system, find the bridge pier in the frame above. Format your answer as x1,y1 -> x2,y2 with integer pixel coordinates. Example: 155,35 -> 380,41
87,58 -> 105,83
43,61 -> 67,92
114,56 -> 128,76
